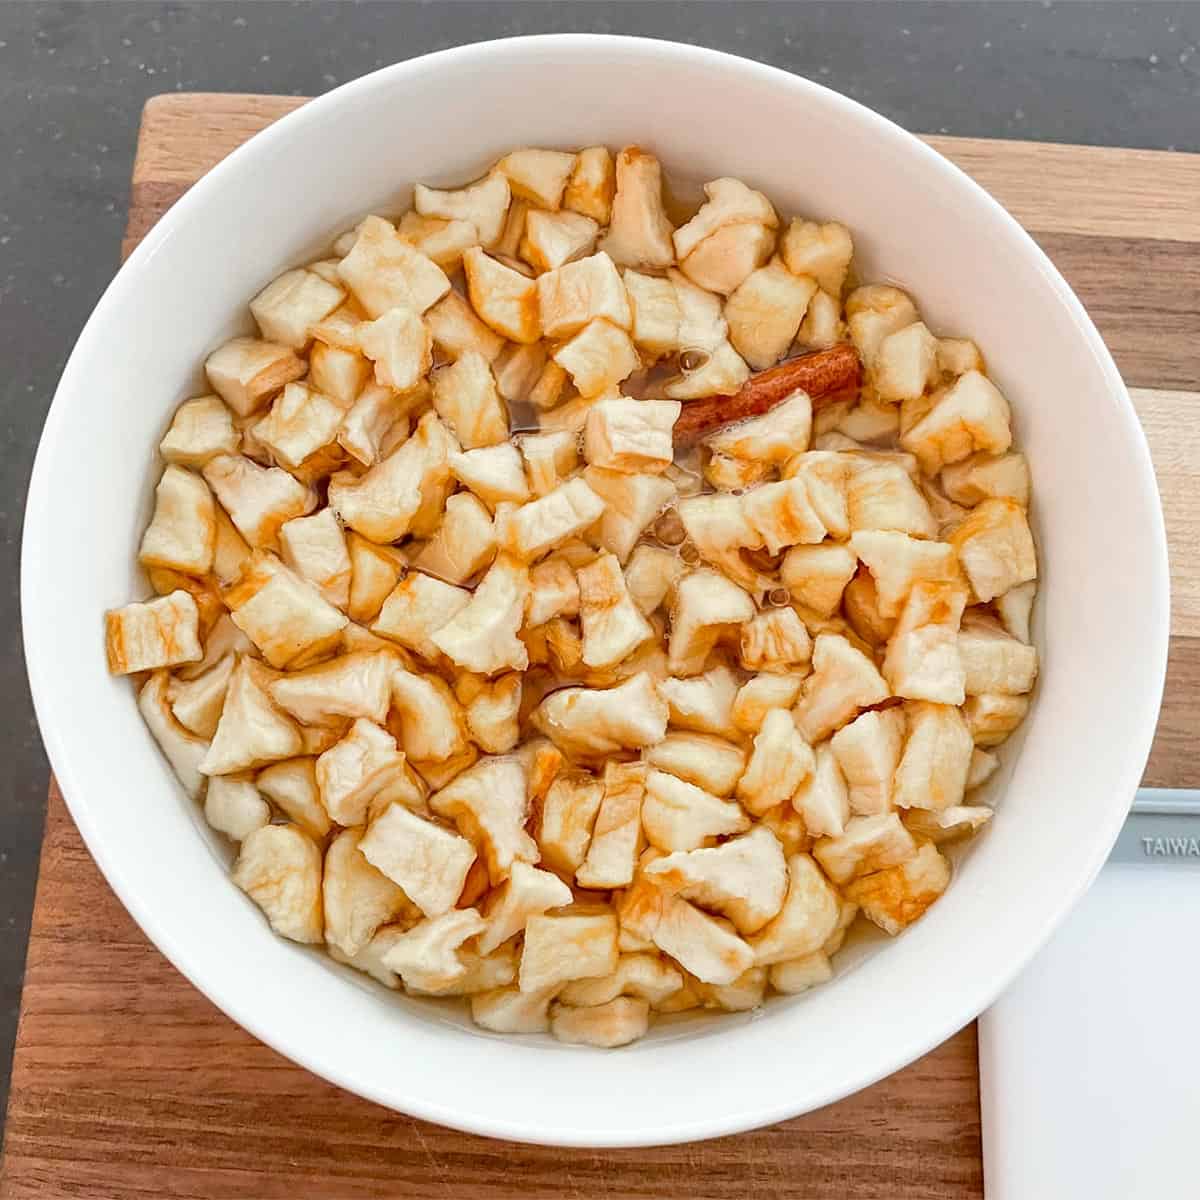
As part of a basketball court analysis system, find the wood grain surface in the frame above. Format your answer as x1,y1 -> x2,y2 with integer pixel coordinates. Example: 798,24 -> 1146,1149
3,93 -> 1197,1200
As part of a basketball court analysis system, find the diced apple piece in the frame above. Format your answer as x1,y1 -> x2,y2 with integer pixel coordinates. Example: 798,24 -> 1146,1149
431,554 -> 529,674
583,467 -> 676,565
202,453 -> 316,550
781,542 -> 858,618
623,544 -> 685,617
232,824 -> 324,944
495,147 -> 576,209
642,768 -> 750,852
845,841 -> 950,934
950,497 -> 1037,602
845,284 -> 917,371
450,442 -> 530,509
882,579 -> 968,704
414,173 -> 511,248
875,321 -> 937,404
726,258 -> 818,369
329,411 -> 458,543
563,146 -> 615,224
520,208 -> 599,272
203,774 -> 269,842
414,492 -> 497,586
731,673 -> 805,735
900,370 -> 1013,475
336,214 -> 450,317
941,451 -> 1031,508
795,288 -> 845,350
737,708 -> 815,816
389,668 -> 470,763
553,319 -> 639,398
680,221 -> 776,296
995,579 -> 1036,645
644,731 -> 746,798
533,671 -> 667,758
646,826 -> 786,935
937,337 -> 984,378
576,761 -> 646,889
250,267 -> 344,349
792,742 -> 850,838
395,211 -> 478,270
424,289 -> 505,363
159,395 -> 239,467
526,555 -> 580,627
335,383 -> 407,469
430,756 -> 537,884
813,811 -> 917,885
623,268 -> 681,358
138,465 -> 216,576
673,177 -> 777,260
278,508 -> 351,610
748,853 -> 840,965
359,801 -> 476,918
518,431 -> 577,500
463,247 -> 539,344
550,997 -> 650,1047
668,568 -> 755,676
269,651 -> 393,729
205,337 -> 305,417
255,757 -> 331,839
497,477 -> 606,561
357,306 -> 431,392
431,350 -> 508,450
794,632 -> 890,743
846,460 -> 936,538
519,909 -> 619,993
770,952 -> 834,995
739,608 -> 813,674
223,551 -> 348,669
831,707 -> 906,816
136,671 -> 209,796
706,391 -> 813,466
598,146 -> 675,269
106,591 -> 204,677
377,907 -> 486,994
849,529 -> 958,618
576,552 -> 654,670
537,251 -> 631,340
780,219 -> 853,296
471,984 -> 559,1034
559,952 -> 683,1008
478,860 -> 572,956
313,717 -> 406,825
168,652 -> 236,739
584,398 -> 679,474
903,803 -> 993,844
538,771 -> 605,876
958,611 -> 1038,695
322,827 -> 413,957
345,533 -> 406,624
657,663 -> 740,737
964,692 -> 1031,747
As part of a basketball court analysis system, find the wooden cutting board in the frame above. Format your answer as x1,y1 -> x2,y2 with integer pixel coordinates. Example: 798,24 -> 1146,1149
3,94 -> 1198,1200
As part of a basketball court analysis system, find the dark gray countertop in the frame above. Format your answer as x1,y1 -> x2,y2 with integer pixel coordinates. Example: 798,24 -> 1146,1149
1,0 -> 1196,1130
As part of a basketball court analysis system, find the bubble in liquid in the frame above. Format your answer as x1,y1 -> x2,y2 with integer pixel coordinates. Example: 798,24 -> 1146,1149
679,542 -> 701,566
768,587 -> 792,607
653,510 -> 687,546
679,348 -> 710,373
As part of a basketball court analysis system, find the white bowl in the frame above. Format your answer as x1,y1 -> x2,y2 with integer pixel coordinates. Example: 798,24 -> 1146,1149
23,36 -> 1169,1146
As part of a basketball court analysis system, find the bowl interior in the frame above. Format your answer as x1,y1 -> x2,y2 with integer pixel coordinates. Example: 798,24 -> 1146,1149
22,36 -> 1168,1145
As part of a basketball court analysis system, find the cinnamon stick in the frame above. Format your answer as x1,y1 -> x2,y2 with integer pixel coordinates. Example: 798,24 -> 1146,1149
673,343 -> 861,444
